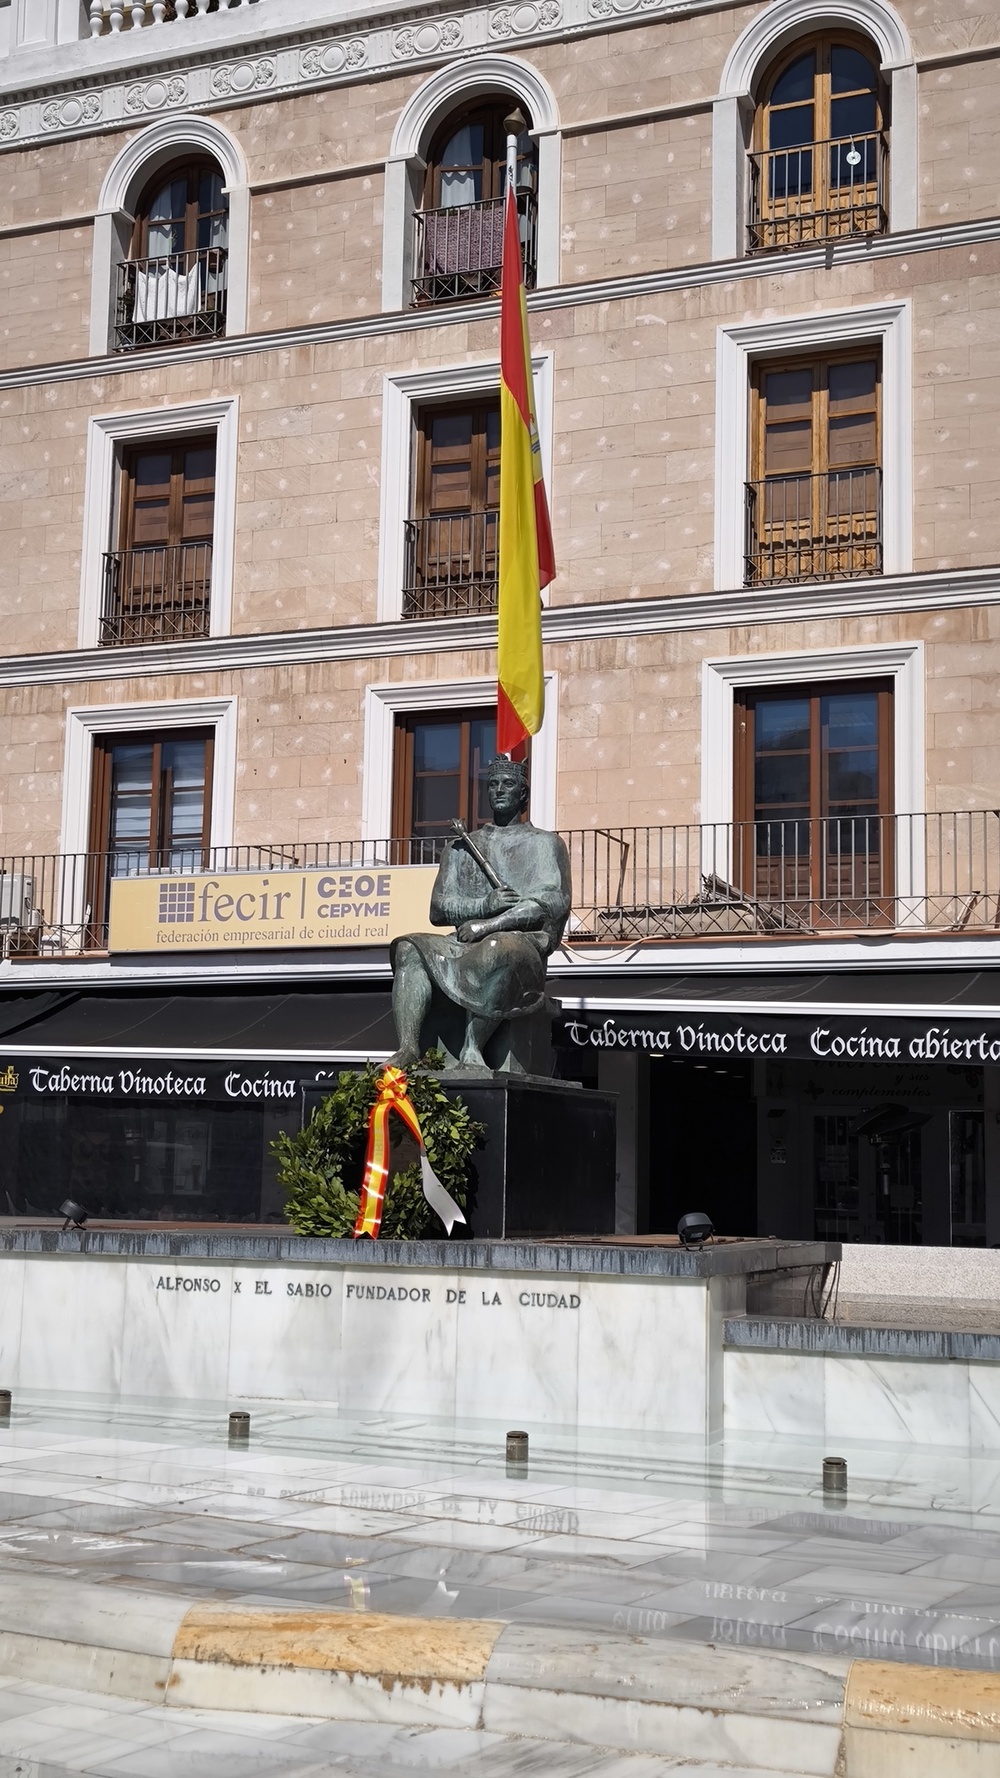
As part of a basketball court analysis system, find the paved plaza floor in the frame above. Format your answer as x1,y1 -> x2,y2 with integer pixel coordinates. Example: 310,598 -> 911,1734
0,1390 -> 999,1682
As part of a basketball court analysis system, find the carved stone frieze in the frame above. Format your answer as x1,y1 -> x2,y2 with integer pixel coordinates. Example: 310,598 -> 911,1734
392,17 -> 463,57
299,40 -> 368,78
210,59 -> 277,98
124,76 -> 188,114
490,0 -> 561,34
41,93 -> 103,131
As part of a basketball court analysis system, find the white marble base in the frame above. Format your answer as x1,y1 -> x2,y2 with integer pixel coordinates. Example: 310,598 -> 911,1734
1,1251 -> 738,1437
724,1348 -> 1000,1453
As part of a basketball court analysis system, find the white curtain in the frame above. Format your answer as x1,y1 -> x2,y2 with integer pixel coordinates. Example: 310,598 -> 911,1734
133,262 -> 201,324
439,125 -> 480,209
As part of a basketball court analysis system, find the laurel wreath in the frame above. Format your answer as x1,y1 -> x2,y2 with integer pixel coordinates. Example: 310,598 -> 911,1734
273,1058 -> 482,1239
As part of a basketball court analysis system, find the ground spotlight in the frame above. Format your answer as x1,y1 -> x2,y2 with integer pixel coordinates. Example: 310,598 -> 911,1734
677,1211 -> 714,1248
59,1199 -> 88,1231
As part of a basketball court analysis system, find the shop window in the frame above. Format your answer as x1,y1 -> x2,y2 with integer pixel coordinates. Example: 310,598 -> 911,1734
749,35 -> 887,253
392,709 -> 498,856
412,100 -> 536,306
746,350 -> 881,584
404,401 -> 500,618
102,438 -> 216,646
87,728 -> 214,932
116,159 -> 229,352
735,679 -> 893,922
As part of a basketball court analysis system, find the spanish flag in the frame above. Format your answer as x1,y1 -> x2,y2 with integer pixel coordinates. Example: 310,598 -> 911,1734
497,182 -> 555,758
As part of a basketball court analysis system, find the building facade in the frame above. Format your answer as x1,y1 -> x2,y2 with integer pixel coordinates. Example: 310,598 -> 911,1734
0,0 -> 998,1242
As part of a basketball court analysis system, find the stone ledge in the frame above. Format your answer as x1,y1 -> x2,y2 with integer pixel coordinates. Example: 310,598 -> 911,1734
724,1315 -> 1000,1362
0,1226 -> 837,1277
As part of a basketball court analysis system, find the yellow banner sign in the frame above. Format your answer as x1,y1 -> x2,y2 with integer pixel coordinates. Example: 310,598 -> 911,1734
109,865 -> 436,954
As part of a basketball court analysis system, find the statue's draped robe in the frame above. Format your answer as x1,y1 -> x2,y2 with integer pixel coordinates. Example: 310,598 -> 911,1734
391,824 -> 571,1021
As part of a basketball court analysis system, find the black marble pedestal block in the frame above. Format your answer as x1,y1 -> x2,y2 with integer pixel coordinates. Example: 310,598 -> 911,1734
446,1075 -> 617,1238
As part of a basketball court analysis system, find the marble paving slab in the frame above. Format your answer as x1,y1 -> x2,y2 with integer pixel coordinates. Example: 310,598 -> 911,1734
3,1388 -> 1000,1683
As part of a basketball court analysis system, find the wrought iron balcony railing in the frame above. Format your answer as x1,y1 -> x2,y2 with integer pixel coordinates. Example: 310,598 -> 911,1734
412,193 -> 537,305
2,815 -> 999,958
101,543 -> 213,646
89,0 -> 262,34
114,247 -> 228,352
403,512 -> 498,618
748,131 -> 888,253
745,468 -> 883,584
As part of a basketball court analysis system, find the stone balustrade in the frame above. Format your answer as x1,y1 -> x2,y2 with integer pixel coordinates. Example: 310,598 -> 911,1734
89,0 -> 261,35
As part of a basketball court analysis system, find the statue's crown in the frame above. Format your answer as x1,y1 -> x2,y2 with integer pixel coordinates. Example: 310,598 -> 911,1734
488,753 -> 529,787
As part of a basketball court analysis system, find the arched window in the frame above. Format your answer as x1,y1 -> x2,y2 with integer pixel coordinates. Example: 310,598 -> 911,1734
115,158 -> 229,351
749,35 -> 887,252
412,99 -> 537,305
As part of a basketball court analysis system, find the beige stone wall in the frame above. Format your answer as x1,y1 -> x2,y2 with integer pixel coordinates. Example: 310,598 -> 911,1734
0,601 -> 997,862
3,232 -> 998,659
2,5 -> 1000,357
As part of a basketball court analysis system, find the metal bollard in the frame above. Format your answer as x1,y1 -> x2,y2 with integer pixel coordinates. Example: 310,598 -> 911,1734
228,1410 -> 250,1442
823,1456 -> 848,1497
506,1429 -> 528,1477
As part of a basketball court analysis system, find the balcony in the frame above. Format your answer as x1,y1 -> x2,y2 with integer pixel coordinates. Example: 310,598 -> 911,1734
88,0 -> 263,34
747,132 -> 888,253
412,193 -> 537,306
101,543 -> 213,646
745,468 -> 882,585
114,248 -> 228,353
402,512 -> 498,619
3,815 -> 1000,958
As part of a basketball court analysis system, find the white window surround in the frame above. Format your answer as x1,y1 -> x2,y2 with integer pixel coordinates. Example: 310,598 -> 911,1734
381,55 -> 561,312
77,396 -> 240,651
376,353 -> 554,624
361,674 -> 559,842
89,114 -> 250,358
60,696 -> 238,860
700,639 -> 924,826
712,0 -> 917,261
714,300 -> 911,593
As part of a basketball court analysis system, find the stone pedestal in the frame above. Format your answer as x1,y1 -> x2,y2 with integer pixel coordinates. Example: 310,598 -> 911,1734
442,1074 -> 618,1238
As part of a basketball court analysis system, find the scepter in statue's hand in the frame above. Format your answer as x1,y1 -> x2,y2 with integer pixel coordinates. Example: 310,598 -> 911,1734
449,819 -> 520,936
449,819 -> 510,893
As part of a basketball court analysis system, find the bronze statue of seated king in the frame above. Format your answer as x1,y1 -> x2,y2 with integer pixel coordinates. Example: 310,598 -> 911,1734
388,755 -> 571,1074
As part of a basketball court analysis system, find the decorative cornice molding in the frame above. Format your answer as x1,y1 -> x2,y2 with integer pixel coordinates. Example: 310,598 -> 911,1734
0,0 -> 724,152
0,564 -> 997,690
1,211 -> 998,396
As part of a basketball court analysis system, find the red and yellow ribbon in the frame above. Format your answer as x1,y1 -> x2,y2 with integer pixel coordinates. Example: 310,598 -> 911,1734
353,1066 -> 466,1240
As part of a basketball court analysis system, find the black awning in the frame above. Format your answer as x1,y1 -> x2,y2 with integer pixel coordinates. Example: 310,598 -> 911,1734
0,985 -> 395,1057
552,965 -> 1000,1065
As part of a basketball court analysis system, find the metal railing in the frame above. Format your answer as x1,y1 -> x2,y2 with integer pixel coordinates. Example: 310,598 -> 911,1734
2,815 -> 999,957
114,247 -> 228,352
412,193 -> 537,305
89,0 -> 262,33
101,543 -> 213,646
745,468 -> 882,584
747,132 -> 888,253
402,512 -> 498,618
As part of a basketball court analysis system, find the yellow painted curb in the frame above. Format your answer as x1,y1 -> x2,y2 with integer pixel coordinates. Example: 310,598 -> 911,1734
845,1659 -> 1000,1743
172,1606 -> 505,1687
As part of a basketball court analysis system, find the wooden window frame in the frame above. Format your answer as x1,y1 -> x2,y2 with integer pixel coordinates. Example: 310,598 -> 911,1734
132,158 -> 228,260
118,437 -> 217,554
413,399 -> 500,520
750,32 -> 888,250
392,709 -> 499,850
423,100 -> 533,209
734,678 -> 894,920
747,346 -> 882,582
87,728 -> 215,933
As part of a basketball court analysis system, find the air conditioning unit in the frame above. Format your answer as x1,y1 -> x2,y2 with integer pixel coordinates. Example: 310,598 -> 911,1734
0,874 -> 34,927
